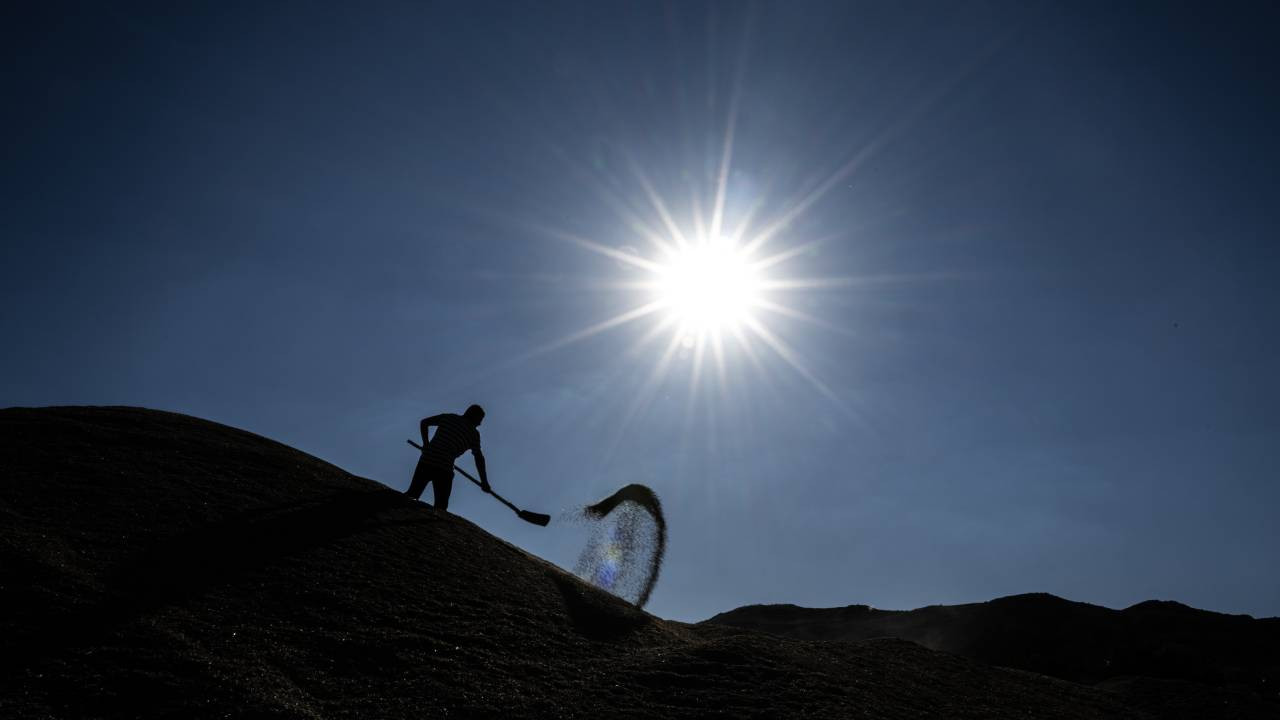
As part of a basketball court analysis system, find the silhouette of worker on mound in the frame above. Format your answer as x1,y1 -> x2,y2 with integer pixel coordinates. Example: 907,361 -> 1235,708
406,404 -> 491,511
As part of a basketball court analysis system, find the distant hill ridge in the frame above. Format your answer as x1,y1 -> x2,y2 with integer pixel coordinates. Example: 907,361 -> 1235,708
705,591 -> 1279,694
1,406 -> 1274,719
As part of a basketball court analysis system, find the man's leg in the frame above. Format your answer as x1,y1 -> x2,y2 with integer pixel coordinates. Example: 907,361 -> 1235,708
405,459 -> 429,499
432,470 -> 454,511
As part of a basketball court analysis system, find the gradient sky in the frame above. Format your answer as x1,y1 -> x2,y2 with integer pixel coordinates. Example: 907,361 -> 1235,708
5,2 -> 1278,622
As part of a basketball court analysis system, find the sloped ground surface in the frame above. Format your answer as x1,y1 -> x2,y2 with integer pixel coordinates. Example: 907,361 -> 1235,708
707,594 -> 1280,718
3,406 -> 1150,718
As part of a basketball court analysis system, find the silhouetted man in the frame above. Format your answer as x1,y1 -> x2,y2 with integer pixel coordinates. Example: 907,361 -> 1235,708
406,404 -> 490,511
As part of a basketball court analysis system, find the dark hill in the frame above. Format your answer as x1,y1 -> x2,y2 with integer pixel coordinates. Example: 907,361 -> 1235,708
0,406 -> 1254,718
706,593 -> 1279,718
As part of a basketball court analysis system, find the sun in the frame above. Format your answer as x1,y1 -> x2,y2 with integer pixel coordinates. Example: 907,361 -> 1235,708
653,237 -> 761,333
527,217 -> 847,410
513,84 -> 865,415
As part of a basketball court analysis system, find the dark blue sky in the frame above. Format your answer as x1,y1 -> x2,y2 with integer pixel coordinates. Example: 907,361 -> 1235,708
5,2 -> 1278,621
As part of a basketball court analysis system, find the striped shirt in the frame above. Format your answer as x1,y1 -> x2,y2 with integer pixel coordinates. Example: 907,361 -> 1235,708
421,414 -> 481,469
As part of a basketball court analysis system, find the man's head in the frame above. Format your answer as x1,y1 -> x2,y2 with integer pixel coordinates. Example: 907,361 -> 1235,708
463,404 -> 486,427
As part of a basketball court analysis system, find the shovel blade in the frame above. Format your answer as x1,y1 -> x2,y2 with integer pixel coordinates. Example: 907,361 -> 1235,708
519,510 -> 551,527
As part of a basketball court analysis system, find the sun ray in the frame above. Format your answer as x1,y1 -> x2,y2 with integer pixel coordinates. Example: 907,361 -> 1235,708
604,330 -> 685,461
624,313 -> 681,360
750,237 -> 830,272
742,314 -> 846,410
686,331 -> 708,413
596,279 -> 662,292
761,271 -> 954,291
742,49 -> 986,260
545,143 -> 680,257
742,156 -> 869,256
725,196 -> 766,245
710,328 -> 729,394
709,89 -> 739,241
759,276 -> 864,291
728,321 -> 785,407
690,187 -> 707,245
729,323 -> 766,377
628,160 -> 687,252
676,333 -> 705,475
525,300 -> 666,359
740,122 -> 903,257
538,228 -> 666,274
752,298 -> 856,337
583,315 -> 682,453
711,1 -> 753,243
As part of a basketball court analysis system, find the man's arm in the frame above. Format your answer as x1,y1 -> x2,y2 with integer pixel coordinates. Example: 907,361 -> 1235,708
420,415 -> 445,445
473,448 -> 491,492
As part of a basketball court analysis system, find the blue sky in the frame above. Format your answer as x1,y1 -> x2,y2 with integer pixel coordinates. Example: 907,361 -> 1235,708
4,2 -> 1278,621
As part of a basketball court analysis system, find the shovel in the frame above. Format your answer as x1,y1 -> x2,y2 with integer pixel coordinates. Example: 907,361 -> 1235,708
407,439 -> 550,526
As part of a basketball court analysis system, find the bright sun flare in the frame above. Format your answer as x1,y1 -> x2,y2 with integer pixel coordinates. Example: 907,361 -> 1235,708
520,80 -> 869,420
654,238 -> 760,333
